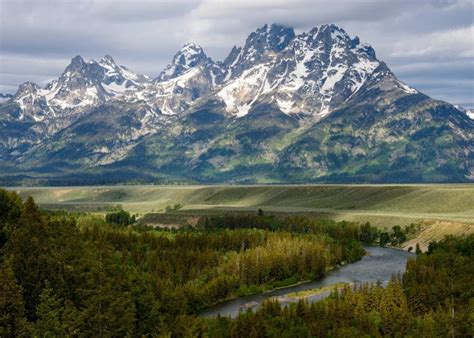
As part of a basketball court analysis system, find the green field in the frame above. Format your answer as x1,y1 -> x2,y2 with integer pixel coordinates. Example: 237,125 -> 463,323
9,184 -> 474,228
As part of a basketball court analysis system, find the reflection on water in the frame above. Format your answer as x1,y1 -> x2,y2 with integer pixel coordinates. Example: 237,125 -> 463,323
199,246 -> 414,318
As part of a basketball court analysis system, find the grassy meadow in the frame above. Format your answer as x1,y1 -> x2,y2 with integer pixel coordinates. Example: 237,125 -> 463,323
10,184 -> 474,227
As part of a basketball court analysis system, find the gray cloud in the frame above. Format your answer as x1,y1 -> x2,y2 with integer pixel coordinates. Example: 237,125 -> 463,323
0,0 -> 473,107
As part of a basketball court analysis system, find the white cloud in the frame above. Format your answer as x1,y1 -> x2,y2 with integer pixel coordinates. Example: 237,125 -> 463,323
0,0 -> 473,106
390,25 -> 474,58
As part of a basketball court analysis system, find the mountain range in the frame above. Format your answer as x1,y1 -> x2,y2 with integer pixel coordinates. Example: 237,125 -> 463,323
1,23 -> 473,185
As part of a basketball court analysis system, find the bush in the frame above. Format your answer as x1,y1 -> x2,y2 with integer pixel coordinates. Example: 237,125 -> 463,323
105,210 -> 135,226
164,204 -> 183,212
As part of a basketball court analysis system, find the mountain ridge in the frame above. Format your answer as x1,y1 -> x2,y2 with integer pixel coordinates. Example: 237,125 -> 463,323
0,23 -> 472,185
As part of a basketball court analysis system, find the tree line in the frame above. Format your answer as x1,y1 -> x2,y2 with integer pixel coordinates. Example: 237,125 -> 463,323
199,213 -> 421,248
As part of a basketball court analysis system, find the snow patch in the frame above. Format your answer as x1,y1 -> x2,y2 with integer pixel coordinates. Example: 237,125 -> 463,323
175,67 -> 201,87
103,82 -> 129,96
180,43 -> 202,66
321,64 -> 348,92
276,97 -> 294,115
347,57 -> 379,97
397,81 -> 418,94
291,49 -> 315,89
120,67 -> 140,82
218,64 -> 269,118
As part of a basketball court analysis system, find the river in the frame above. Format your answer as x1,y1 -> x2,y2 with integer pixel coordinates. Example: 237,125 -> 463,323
199,246 -> 414,318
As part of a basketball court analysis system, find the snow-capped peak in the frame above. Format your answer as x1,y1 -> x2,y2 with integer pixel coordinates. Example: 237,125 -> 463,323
216,23 -> 387,118
155,43 -> 213,82
99,54 -> 116,65
98,54 -> 145,86
320,24 -> 350,41
223,23 -> 295,81
7,54 -> 151,124
14,81 -> 41,97
249,24 -> 296,52
178,43 -> 206,65
2,23 -> 434,135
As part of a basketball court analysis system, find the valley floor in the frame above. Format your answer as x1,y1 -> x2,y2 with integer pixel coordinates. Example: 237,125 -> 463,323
10,184 -> 473,226
8,184 -> 474,248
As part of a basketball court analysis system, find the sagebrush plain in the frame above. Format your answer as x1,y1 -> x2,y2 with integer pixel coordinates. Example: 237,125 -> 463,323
12,184 -> 474,226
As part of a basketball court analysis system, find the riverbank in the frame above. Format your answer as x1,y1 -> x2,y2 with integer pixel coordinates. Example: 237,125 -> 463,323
276,282 -> 350,303
199,246 -> 414,318
200,257 -> 355,311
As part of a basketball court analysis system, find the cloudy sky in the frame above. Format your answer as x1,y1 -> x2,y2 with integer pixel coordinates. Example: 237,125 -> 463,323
1,0 -> 473,107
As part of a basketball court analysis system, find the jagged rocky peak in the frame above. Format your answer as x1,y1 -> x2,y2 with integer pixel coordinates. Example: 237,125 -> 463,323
147,42 -> 225,116
49,54 -> 147,105
223,23 -> 296,79
98,54 -> 125,76
98,54 -> 146,86
156,43 -> 213,82
99,54 -> 116,65
11,81 -> 49,121
69,54 -> 86,68
59,55 -> 103,86
216,22 -> 396,118
37,55 -> 109,111
297,24 -> 375,59
176,43 -> 208,65
14,81 -> 41,98
246,23 -> 295,52
98,54 -> 122,77
315,24 -> 351,41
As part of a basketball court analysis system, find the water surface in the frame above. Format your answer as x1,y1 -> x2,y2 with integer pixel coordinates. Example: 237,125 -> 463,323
199,246 -> 414,318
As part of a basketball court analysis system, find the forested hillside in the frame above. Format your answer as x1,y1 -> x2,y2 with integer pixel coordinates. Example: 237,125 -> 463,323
0,189 -> 472,337
0,189 -> 363,336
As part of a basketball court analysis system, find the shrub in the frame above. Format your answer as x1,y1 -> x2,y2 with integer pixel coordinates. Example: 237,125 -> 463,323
105,210 -> 135,226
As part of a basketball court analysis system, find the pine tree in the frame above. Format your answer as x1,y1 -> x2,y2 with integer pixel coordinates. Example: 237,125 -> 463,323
0,259 -> 31,337
61,300 -> 82,336
0,190 -> 22,250
76,242 -> 136,337
33,283 -> 65,336
6,196 -> 52,319
415,243 -> 422,254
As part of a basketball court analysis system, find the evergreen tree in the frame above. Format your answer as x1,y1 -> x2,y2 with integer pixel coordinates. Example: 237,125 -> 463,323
379,232 -> 390,247
415,243 -> 422,254
33,283 -> 65,337
61,300 -> 82,337
6,196 -> 53,319
75,242 -> 136,337
0,259 -> 30,337
0,190 -> 22,251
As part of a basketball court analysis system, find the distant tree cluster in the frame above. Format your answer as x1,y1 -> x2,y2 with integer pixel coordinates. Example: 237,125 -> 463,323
198,213 -> 419,249
105,209 -> 135,226
164,203 -> 183,212
378,224 -> 421,247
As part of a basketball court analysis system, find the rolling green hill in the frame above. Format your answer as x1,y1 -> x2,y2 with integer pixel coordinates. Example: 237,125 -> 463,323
11,184 -> 474,227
